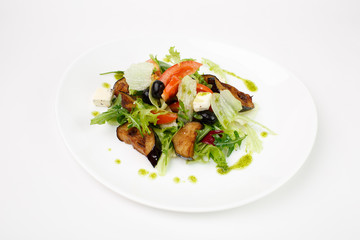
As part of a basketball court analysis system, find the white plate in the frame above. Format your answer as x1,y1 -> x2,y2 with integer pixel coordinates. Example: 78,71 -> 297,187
56,37 -> 317,212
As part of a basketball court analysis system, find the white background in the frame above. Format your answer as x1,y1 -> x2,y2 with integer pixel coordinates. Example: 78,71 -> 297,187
1,0 -> 359,239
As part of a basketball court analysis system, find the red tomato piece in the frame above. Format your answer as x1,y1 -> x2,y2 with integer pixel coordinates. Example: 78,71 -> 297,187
159,61 -> 202,86
161,75 -> 182,102
156,112 -> 178,124
168,102 -> 180,113
196,83 -> 213,93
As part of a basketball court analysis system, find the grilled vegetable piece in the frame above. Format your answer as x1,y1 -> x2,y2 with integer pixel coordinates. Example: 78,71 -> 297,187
172,122 -> 203,159
146,134 -> 162,167
221,82 -> 254,111
202,74 -> 254,112
202,74 -> 222,93
117,124 -> 160,167
113,77 -> 129,96
118,92 -> 135,112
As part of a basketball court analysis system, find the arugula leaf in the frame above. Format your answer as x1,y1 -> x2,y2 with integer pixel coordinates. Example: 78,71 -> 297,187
163,46 -> 181,64
90,96 -> 127,125
213,131 -> 246,157
195,124 -> 214,142
91,97 -> 166,136
194,142 -> 228,171
177,100 -> 189,122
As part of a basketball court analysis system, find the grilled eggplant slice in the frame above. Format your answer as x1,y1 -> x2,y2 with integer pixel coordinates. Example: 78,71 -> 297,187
113,77 -> 129,96
172,122 -> 203,159
116,124 -> 161,167
202,74 -> 254,112
221,83 -> 254,111
146,134 -> 162,167
118,92 -> 135,112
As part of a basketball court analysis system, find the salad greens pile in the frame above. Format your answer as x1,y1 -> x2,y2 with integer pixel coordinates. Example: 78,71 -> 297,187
91,47 -> 274,175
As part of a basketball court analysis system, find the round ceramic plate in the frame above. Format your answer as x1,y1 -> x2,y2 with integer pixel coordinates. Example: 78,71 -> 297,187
56,37 -> 317,212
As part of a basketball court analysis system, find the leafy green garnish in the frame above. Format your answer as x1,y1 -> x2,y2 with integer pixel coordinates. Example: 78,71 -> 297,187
177,100 -> 189,122
190,71 -> 212,88
129,99 -> 162,135
100,71 -> 124,80
194,142 -> 228,171
90,97 -> 164,136
163,46 -> 181,64
90,96 -> 127,125
153,126 -> 178,176
195,124 -> 213,142
214,131 -> 246,157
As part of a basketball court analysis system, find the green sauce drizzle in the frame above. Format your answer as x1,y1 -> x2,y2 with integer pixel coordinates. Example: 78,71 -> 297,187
244,80 -> 258,92
149,172 -> 157,179
102,82 -> 111,88
260,131 -> 268,138
138,169 -> 149,176
217,154 -> 253,175
91,111 -> 99,116
188,175 -> 197,183
115,159 -> 121,164
173,177 -> 180,183
223,70 -> 258,92
108,148 -> 111,151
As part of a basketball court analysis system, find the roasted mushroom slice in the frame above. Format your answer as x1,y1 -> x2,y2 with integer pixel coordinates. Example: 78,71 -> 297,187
202,74 -> 254,112
172,122 -> 203,159
113,77 -> 129,96
116,124 -> 161,167
118,92 -> 135,112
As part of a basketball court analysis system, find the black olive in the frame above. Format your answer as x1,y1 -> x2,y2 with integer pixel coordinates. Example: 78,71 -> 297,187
197,110 -> 218,125
151,80 -> 165,99
142,88 -> 152,105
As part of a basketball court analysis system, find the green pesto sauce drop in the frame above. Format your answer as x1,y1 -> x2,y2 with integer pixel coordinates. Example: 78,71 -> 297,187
217,154 -> 253,175
115,159 -> 121,164
108,148 -> 111,151
188,175 -> 197,183
260,131 -> 268,138
149,172 -> 157,179
138,169 -> 149,176
244,80 -> 258,92
91,111 -> 99,116
173,177 -> 180,183
102,82 -> 111,89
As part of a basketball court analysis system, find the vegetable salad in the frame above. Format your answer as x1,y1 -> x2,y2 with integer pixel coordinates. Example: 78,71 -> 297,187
91,47 -> 274,175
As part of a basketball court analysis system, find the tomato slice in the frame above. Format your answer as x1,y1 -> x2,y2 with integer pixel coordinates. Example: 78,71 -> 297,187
156,112 -> 178,124
196,83 -> 213,93
161,75 -> 182,102
169,101 -> 180,113
159,61 -> 202,86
